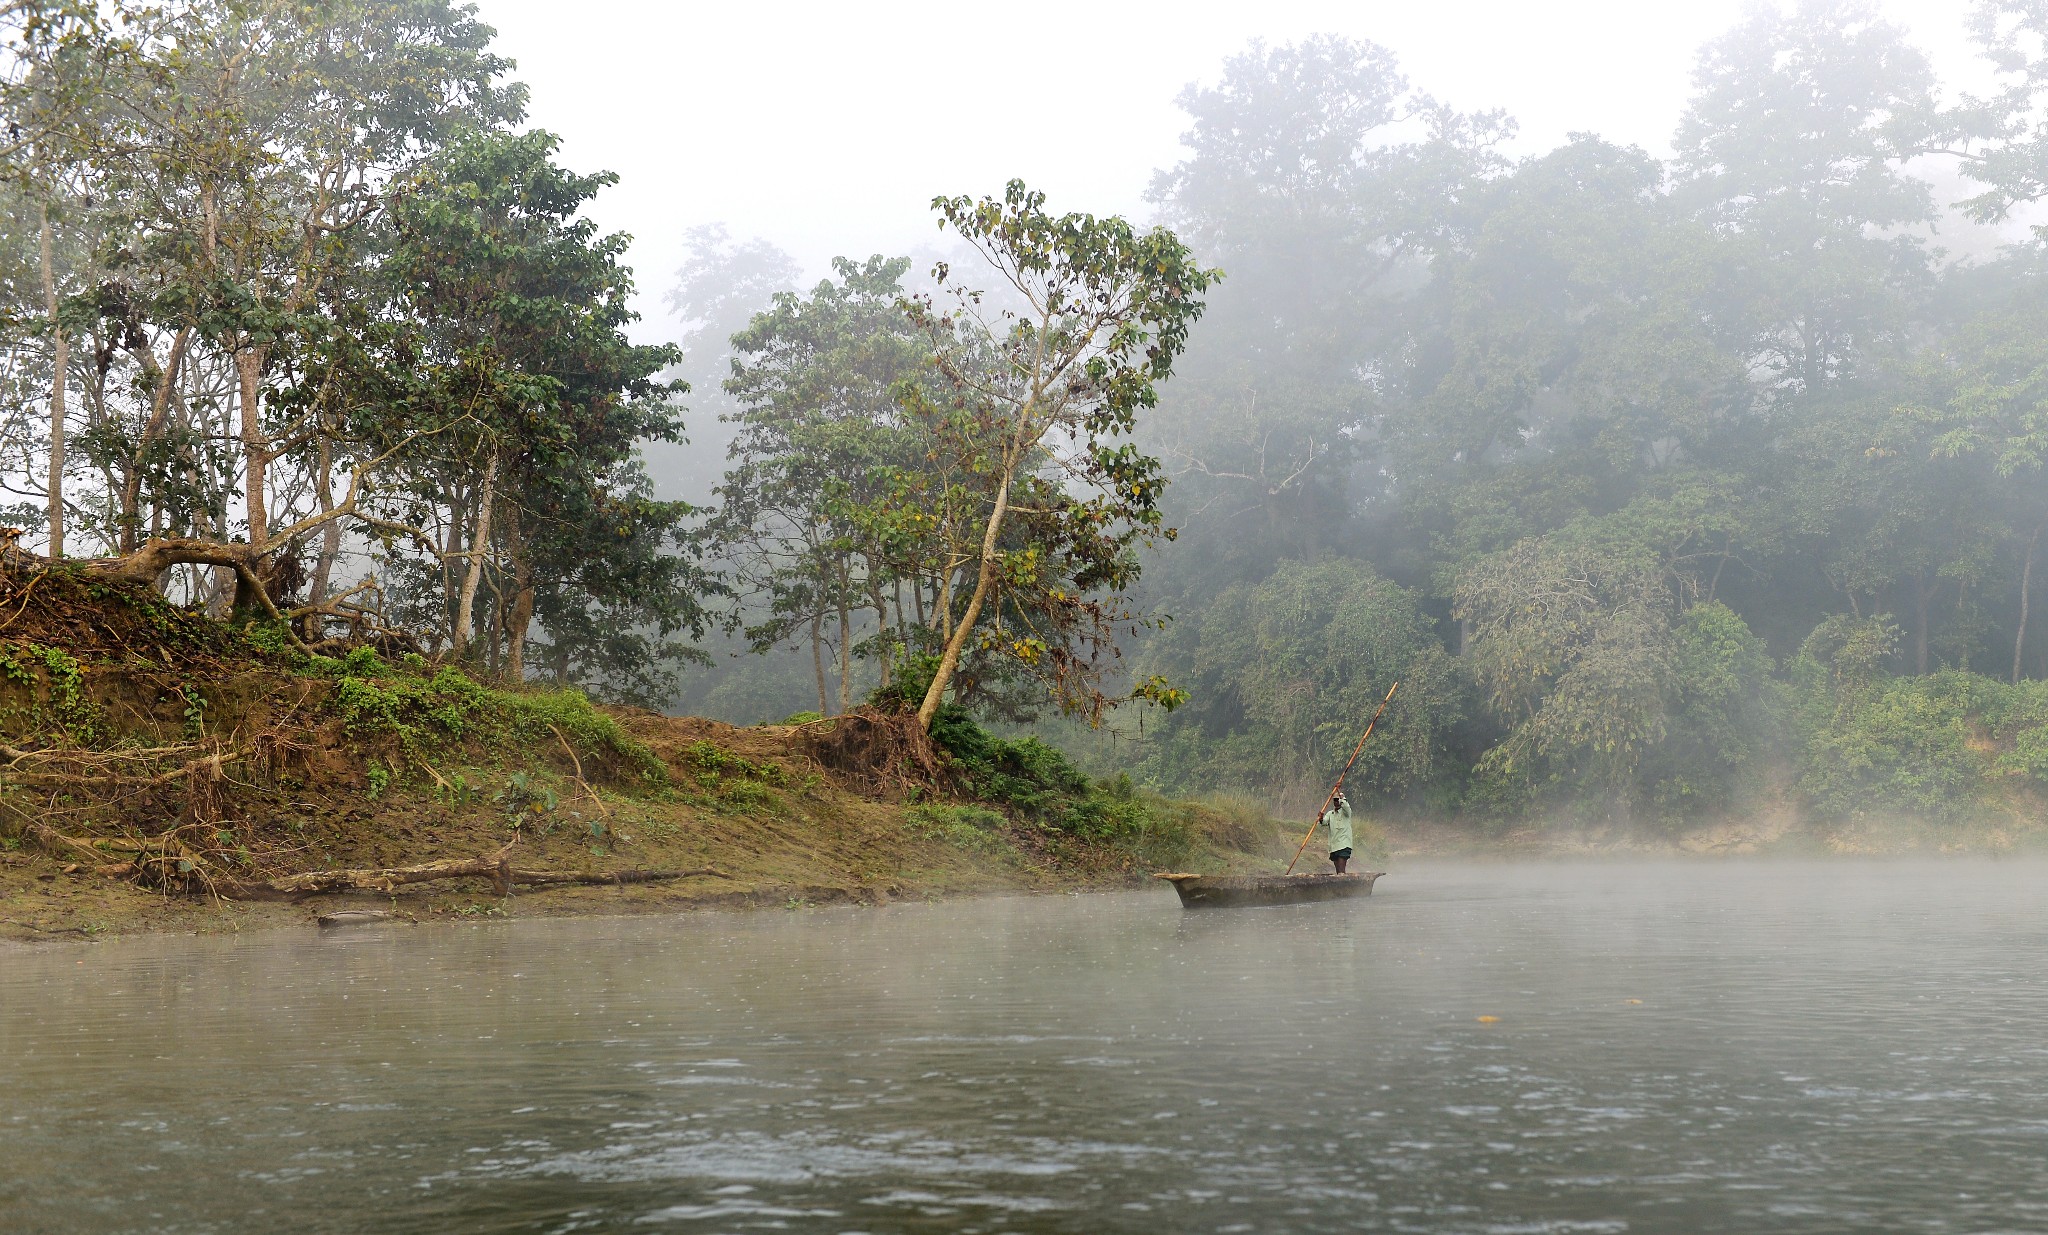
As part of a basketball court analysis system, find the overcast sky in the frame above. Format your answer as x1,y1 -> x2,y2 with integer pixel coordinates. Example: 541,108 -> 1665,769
472,0 -> 2005,341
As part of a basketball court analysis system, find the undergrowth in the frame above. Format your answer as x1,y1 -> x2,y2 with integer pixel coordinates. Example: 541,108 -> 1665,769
0,642 -> 105,743
304,649 -> 667,787
676,739 -> 793,812
926,704 -> 1204,865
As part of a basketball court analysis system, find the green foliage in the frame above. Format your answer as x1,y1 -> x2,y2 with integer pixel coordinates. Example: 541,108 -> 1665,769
176,684 -> 207,741
1637,603 -> 1779,816
495,771 -> 559,827
930,705 -> 1185,848
432,770 -> 480,809
682,740 -> 788,787
245,622 -> 295,655
1779,615 -> 2048,820
899,179 -> 1220,725
932,705 -> 1086,813
905,803 -> 1013,855
1459,534 -> 1673,793
712,255 -> 937,709
675,739 -> 789,813
1134,558 -> 1463,801
1794,663 -> 1987,823
0,642 -> 103,742
323,662 -> 664,786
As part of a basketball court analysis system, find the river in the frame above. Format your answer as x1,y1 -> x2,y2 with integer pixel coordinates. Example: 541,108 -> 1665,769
4,858 -> 2047,1233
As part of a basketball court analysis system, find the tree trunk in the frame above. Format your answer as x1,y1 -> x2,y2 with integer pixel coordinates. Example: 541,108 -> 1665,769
811,609 -> 829,715
502,503 -> 534,685
119,326 -> 193,553
1914,568 -> 1931,676
2017,521 -> 2045,684
837,597 -> 853,714
38,203 -> 67,559
235,347 -> 270,549
873,577 -> 892,688
307,437 -> 341,642
918,469 -> 1013,730
451,451 -> 497,662
84,538 -> 259,588
1707,534 -> 1732,603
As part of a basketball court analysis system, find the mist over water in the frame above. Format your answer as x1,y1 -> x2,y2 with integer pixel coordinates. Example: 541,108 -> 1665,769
5,859 -> 2048,1233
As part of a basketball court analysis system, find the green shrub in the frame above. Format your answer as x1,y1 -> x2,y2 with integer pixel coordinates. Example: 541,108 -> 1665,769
322,663 -> 666,787
1793,641 -> 1990,821
905,803 -> 1017,856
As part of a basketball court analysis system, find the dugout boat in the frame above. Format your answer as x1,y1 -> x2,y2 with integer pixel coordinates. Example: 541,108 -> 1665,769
1152,870 -> 1382,909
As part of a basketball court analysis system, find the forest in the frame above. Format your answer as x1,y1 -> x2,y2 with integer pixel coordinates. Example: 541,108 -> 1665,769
11,0 -> 2048,834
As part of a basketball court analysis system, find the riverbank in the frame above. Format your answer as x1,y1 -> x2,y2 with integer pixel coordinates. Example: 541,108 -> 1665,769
9,561 -> 2041,944
0,563 -> 1286,941
0,696 -> 1283,941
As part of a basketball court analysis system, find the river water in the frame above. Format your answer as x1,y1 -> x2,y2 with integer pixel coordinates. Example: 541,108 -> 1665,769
4,859 -> 2048,1234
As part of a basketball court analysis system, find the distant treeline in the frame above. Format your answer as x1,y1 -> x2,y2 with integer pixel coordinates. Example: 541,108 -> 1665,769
687,4 -> 2048,827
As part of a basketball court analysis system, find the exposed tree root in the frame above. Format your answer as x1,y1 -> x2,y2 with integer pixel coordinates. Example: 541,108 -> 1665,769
2,742 -> 232,787
797,707 -> 952,796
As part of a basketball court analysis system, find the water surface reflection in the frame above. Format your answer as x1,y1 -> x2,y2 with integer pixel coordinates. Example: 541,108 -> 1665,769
4,858 -> 2047,1233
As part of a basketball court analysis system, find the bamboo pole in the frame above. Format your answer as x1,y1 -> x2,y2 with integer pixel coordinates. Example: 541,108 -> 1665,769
1284,681 -> 1399,875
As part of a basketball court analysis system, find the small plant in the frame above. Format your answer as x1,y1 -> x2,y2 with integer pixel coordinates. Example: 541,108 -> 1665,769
432,770 -> 479,808
176,683 -> 208,740
684,741 -> 788,787
365,763 -> 391,798
6,643 -> 103,741
496,770 -> 559,828
245,621 -> 294,654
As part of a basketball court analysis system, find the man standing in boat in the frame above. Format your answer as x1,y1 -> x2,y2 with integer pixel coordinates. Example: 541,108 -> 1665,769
1320,792 -> 1354,874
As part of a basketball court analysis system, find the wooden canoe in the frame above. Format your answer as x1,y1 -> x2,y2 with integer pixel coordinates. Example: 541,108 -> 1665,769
1152,871 -> 1382,909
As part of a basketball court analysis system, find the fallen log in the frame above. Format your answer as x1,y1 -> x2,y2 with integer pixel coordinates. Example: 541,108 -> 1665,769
316,909 -> 401,928
214,848 -> 731,901
241,845 -> 522,898
22,826 -> 731,901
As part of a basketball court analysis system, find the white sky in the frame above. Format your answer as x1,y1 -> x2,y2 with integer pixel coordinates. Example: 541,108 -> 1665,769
472,0 -> 2004,341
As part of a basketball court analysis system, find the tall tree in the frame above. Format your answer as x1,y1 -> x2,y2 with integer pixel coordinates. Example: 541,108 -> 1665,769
906,181 -> 1218,730
377,128 -> 711,695
714,255 -> 932,713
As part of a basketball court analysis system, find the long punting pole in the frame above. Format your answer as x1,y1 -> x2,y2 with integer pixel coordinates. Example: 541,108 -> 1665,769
1284,680 -> 1400,875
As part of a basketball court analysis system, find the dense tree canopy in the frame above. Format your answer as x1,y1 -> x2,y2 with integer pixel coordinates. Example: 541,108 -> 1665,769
20,1 -> 2048,827
1095,2 -> 2048,822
